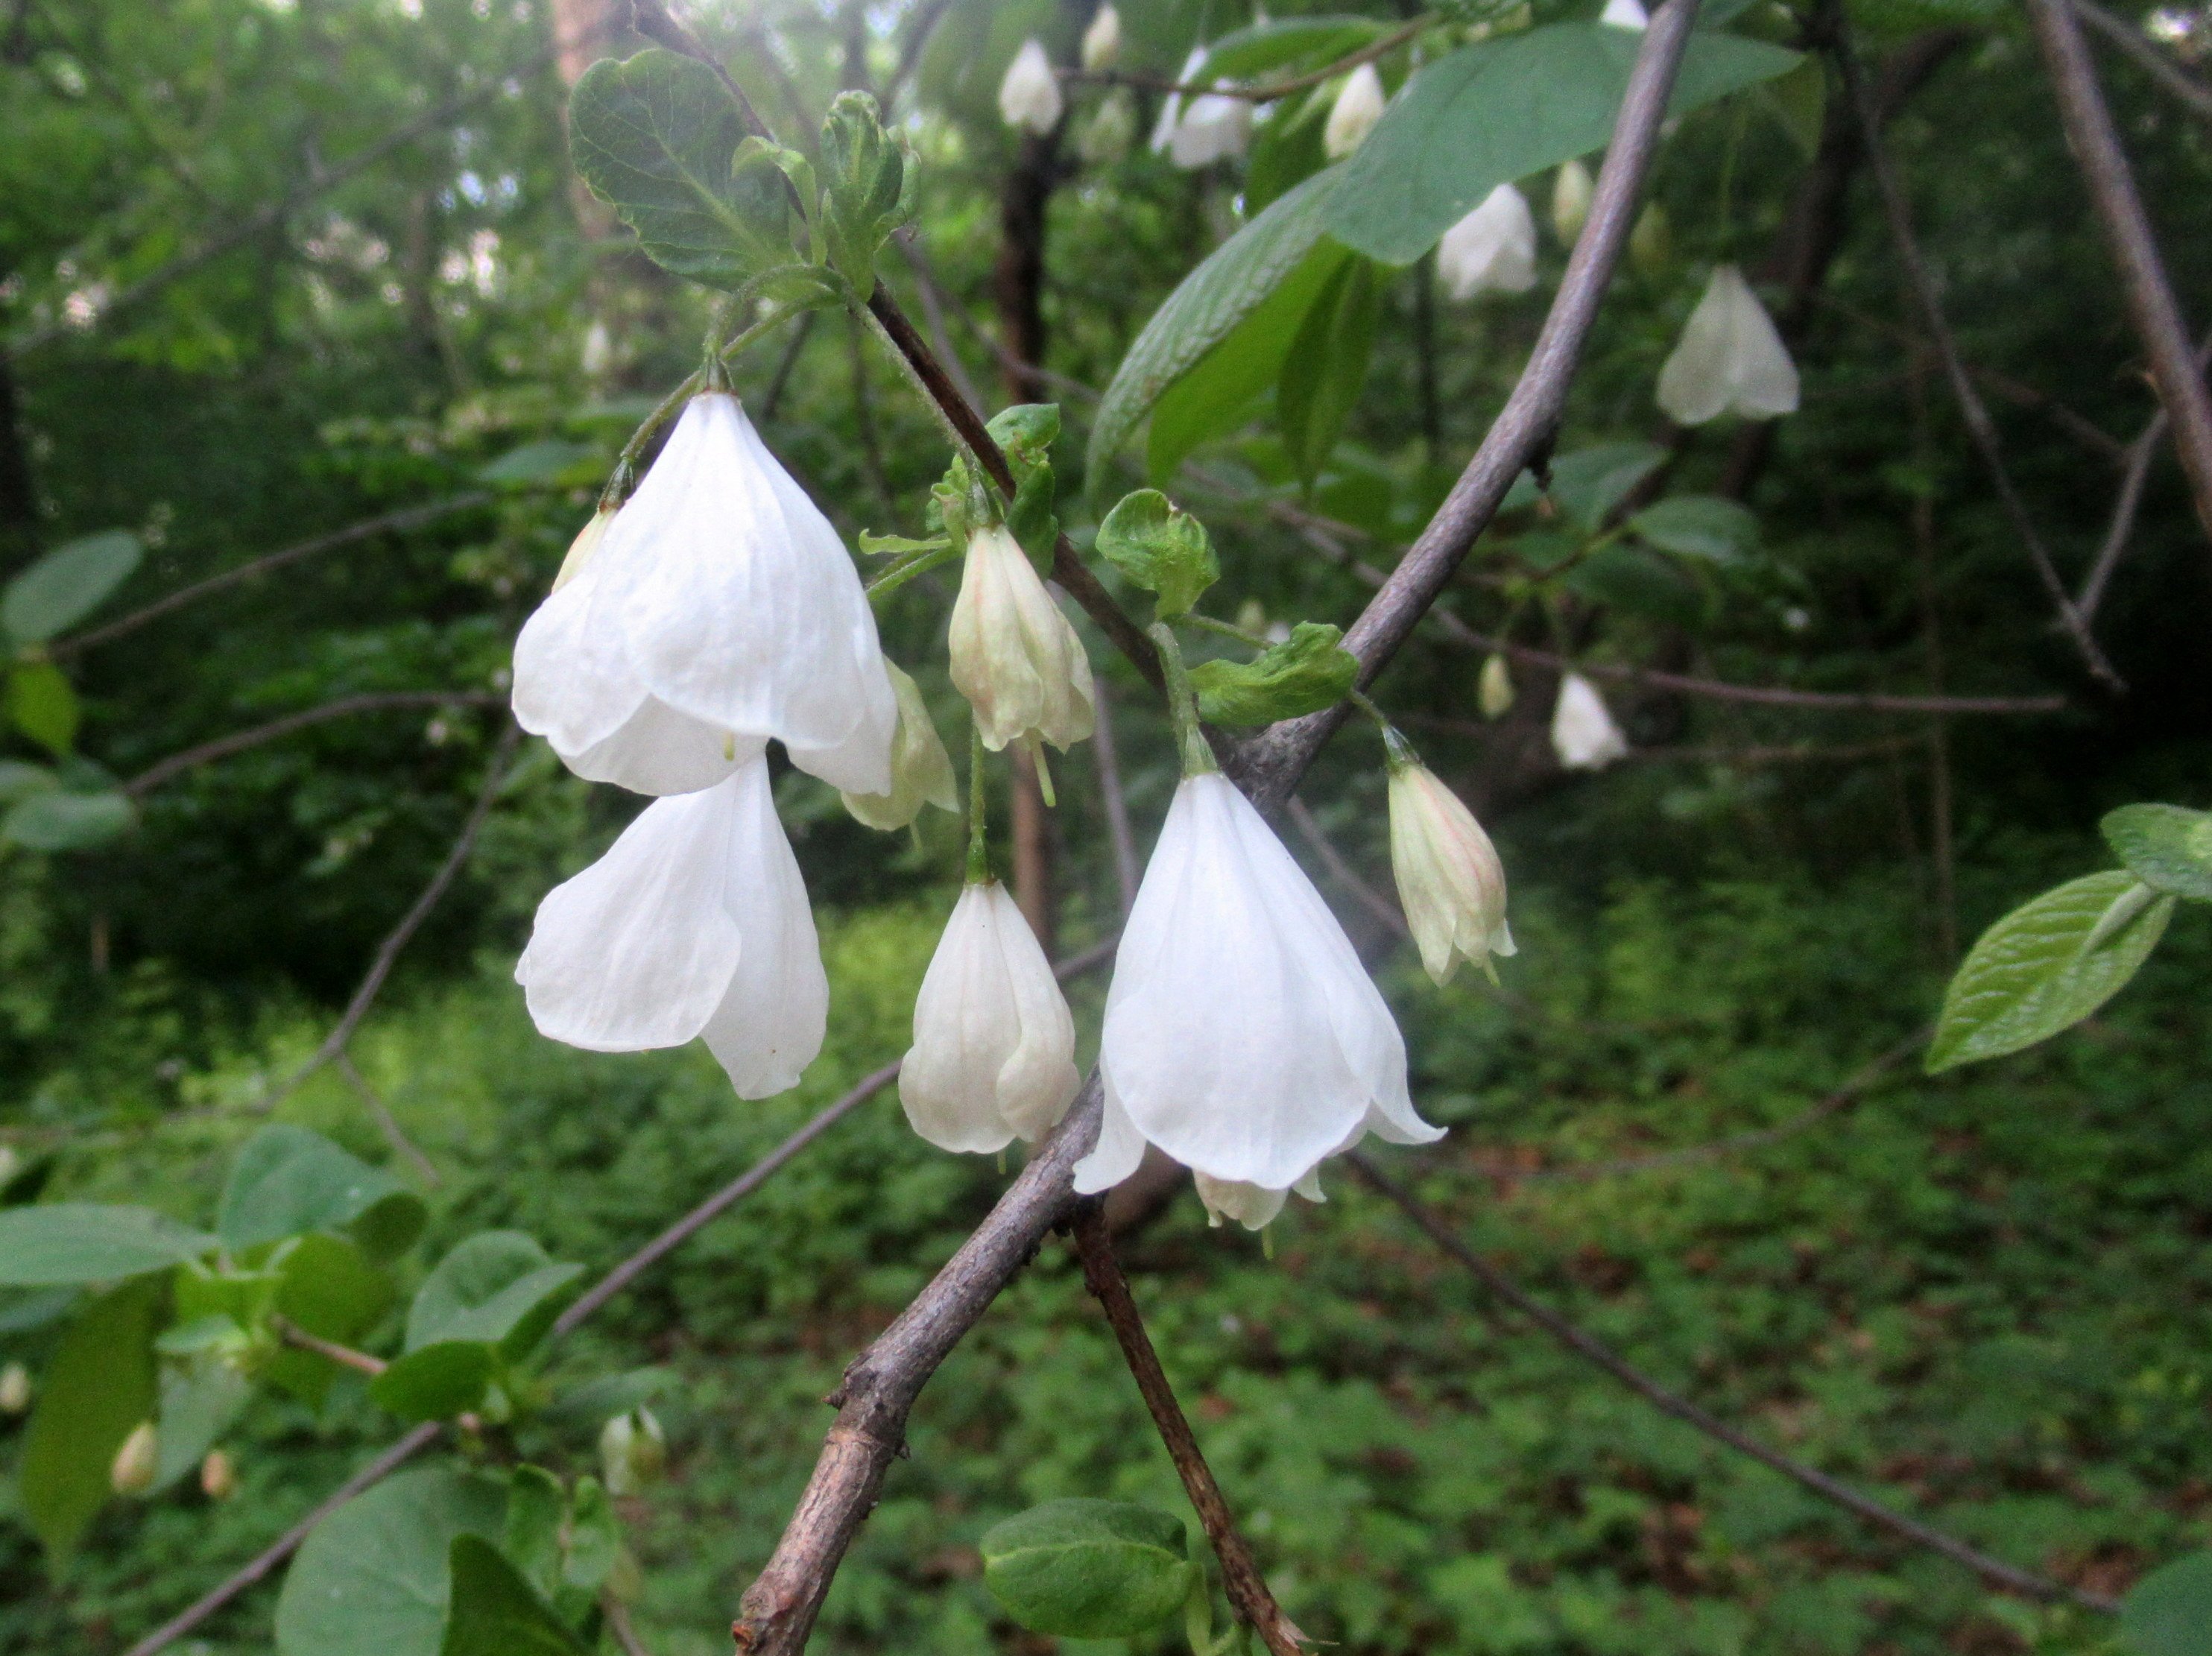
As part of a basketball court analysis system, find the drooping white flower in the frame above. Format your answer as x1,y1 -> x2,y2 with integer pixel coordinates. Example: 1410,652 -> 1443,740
949,524 -> 1095,756
1655,265 -> 1800,426
1152,48 -> 1252,168
514,756 -> 828,1099
901,880 -> 1081,1154
1437,184 -> 1538,300
1601,0 -> 1649,28
841,662 -> 958,832
1552,157 -> 1593,244
1550,671 -> 1630,771
512,394 -> 897,797
1323,63 -> 1385,159
1149,48 -> 1204,153
999,39 -> 1064,136
1074,773 -> 1442,1198
1388,759 -> 1514,985
1082,4 -> 1122,71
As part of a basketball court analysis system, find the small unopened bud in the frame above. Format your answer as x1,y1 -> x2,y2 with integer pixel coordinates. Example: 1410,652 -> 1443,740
949,525 -> 1095,759
199,1448 -> 238,1501
1552,158 -> 1593,245
999,39 -> 1064,136
600,1407 -> 666,1497
552,508 -> 616,595
1479,654 -> 1515,719
0,1362 -> 30,1414
1323,63 -> 1386,159
1629,203 -> 1671,274
1387,748 -> 1514,985
1550,672 -> 1630,771
1081,4 -> 1121,71
110,1420 -> 159,1497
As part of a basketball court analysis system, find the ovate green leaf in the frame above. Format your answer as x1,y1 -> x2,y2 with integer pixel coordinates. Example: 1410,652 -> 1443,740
981,1498 -> 1195,1639
369,1341 -> 499,1423
440,1535 -> 590,1656
1277,254 -> 1382,488
1631,496 -> 1759,563
1095,490 -> 1218,619
2,788 -> 133,851
153,1354 -> 252,1492
7,662 -> 78,756
275,1466 -> 508,1656
19,1277 -> 162,1559
2122,1551 -> 2212,1656
2101,803 -> 2212,903
3,530 -> 142,644
0,1204 -> 215,1286
405,1231 -> 581,1358
219,1125 -> 424,1257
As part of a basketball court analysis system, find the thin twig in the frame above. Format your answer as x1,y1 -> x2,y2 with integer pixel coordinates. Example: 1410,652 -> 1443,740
1836,31 -> 2126,690
1090,681 -> 1141,917
121,692 -> 506,798
890,233 -> 987,417
1070,1204 -> 1309,1655
729,12 -> 1707,1649
602,1594 -> 655,1656
51,494 -> 493,659
1344,1152 -> 2120,1614
2067,0 -> 2212,122
335,1053 -> 442,1189
270,1315 -> 388,1377
1286,797 -> 1407,941
2026,0 -> 2212,549
759,309 -> 816,423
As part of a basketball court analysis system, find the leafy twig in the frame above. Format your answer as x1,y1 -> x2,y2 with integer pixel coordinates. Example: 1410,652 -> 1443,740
121,691 -> 507,798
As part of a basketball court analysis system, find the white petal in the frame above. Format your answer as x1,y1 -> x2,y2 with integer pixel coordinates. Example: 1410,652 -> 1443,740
1072,1080 -> 1149,1194
1170,91 -> 1251,167
1322,63 -> 1385,159
697,759 -> 827,1098
1438,185 -> 1538,300
1601,0 -> 1649,27
1550,671 -> 1630,770
1194,1173 -> 1286,1230
516,781 -> 742,1051
1714,266 -> 1800,418
567,701 -> 757,797
511,550 -> 651,759
1081,5 -> 1120,71
1655,268 -> 1739,426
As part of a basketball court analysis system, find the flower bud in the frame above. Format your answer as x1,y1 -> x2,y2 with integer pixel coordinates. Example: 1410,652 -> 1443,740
999,39 -> 1064,136
1479,653 -> 1514,718
600,1407 -> 666,1497
1655,265 -> 1800,426
841,663 -> 958,832
552,508 -> 615,595
1550,671 -> 1629,771
1388,758 -> 1514,986
1079,89 -> 1136,165
1438,184 -> 1536,300
949,525 -> 1095,757
0,1362 -> 29,1414
200,1448 -> 238,1501
1552,158 -> 1593,245
1323,63 -> 1385,159
1081,4 -> 1122,71
1629,203 -> 1670,274
110,1420 -> 159,1497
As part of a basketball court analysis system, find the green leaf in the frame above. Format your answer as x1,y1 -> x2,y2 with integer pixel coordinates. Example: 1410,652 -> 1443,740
275,1466 -> 508,1656
2123,1552 -> 2212,1656
856,530 -> 949,557
0,1204 -> 215,1285
562,1477 -> 622,1593
1927,870 -> 2174,1072
405,1231 -> 581,1359
219,1125 -> 425,1257
1195,15 -> 1390,82
503,1464 -> 567,1600
478,440 -> 600,489
267,1233 -> 399,1406
1006,463 -> 1060,572
1095,490 -> 1218,619
1090,169 -> 1345,487
153,1353 -> 252,1491
1245,83 -> 1333,215
1760,54 -> 1827,159
440,1535 -> 590,1656
369,1341 -> 499,1423
1,788 -> 133,851
1564,546 -> 1706,628
1631,496 -> 1759,563
980,1498 -> 1196,1639
1326,25 -> 1803,264
986,402 -> 1061,473
568,49 -> 796,291
541,1366 -> 673,1430
1278,254 -> 1382,488
2102,803 -> 2212,903
20,1277 -> 162,1558
1510,441 -> 1666,528
0,759 -> 57,803
819,91 -> 910,300
8,662 -> 79,756
1189,622 -> 1359,726
2,530 -> 142,644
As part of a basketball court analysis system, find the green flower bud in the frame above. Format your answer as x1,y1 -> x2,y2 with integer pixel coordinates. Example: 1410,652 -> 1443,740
600,1406 -> 666,1497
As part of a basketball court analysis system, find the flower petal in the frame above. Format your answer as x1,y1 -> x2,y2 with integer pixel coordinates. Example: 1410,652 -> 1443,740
567,700 -> 759,797
511,551 -> 651,759
697,757 -> 828,1098
1072,1078 -> 1148,1194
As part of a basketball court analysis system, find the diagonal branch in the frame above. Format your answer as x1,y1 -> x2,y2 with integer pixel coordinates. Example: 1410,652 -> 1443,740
2076,326 -> 2212,619
2067,0 -> 2212,123
1833,31 -> 2125,690
728,7 -> 1707,1651
122,691 -> 506,798
1344,1152 -> 2120,1614
1070,1203 -> 1308,1655
2025,0 -> 2212,549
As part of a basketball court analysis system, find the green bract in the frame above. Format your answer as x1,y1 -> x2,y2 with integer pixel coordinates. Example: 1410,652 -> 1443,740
979,1498 -> 1196,1639
1096,490 -> 1218,619
819,92 -> 912,301
1189,622 -> 1359,726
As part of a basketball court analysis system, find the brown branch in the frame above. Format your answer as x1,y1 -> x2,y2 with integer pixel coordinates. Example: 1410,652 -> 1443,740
1835,31 -> 2125,690
2067,0 -> 2212,123
335,1052 -> 443,1189
51,494 -> 493,660
729,10 -> 1709,1650
1070,1204 -> 1309,1655
2026,0 -> 2212,549
1344,1152 -> 2120,1614
270,1316 -> 387,1377
121,691 -> 506,798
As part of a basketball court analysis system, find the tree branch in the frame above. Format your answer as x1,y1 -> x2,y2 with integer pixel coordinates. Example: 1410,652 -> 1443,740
2075,320 -> 2212,616
121,691 -> 506,797
1343,1152 -> 2121,1614
2067,0 -> 2212,124
1070,1204 -> 1309,1655
2025,0 -> 2212,549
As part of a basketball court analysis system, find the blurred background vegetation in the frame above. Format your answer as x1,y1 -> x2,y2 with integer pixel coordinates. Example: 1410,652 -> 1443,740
0,0 -> 2208,1650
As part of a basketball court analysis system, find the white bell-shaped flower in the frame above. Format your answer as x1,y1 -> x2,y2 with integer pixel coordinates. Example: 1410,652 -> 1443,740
1388,760 -> 1515,985
1602,0 -> 1649,28
1074,773 -> 1442,1197
900,880 -> 1081,1154
841,662 -> 958,832
999,39 -> 1064,136
1149,48 -> 1204,153
1152,49 -> 1252,168
515,755 -> 828,1099
1552,157 -> 1593,244
1437,183 -> 1538,300
1323,63 -> 1385,159
1655,265 -> 1800,426
1082,4 -> 1122,71
949,524 -> 1095,755
512,394 -> 897,797
1550,671 -> 1630,771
